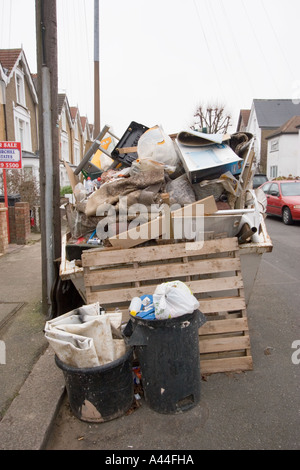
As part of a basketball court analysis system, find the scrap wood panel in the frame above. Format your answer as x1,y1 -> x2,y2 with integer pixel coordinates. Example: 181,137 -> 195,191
82,237 -> 253,374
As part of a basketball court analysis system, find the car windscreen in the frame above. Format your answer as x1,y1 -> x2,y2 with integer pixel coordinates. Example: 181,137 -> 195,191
280,182 -> 300,196
253,176 -> 267,186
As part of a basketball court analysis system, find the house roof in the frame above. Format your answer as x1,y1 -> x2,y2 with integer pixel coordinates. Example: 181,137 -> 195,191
0,48 -> 38,103
266,115 -> 300,139
240,109 -> 250,125
0,48 -> 22,76
236,109 -> 251,131
70,106 -> 78,121
253,99 -> 300,129
58,93 -> 67,115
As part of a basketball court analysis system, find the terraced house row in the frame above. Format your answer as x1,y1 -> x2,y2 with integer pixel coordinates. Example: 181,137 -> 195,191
0,47 -> 94,188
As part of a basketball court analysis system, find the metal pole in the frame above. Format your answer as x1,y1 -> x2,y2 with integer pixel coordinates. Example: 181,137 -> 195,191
94,0 -> 100,136
2,169 -> 10,243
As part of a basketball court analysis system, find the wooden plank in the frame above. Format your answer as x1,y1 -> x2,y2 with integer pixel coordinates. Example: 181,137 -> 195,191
171,195 -> 218,217
63,160 -> 79,191
199,297 -> 246,314
83,257 -> 241,287
107,196 -> 218,249
108,215 -> 168,249
199,317 -> 249,335
200,356 -> 253,374
82,237 -> 239,267
116,146 -> 138,154
199,335 -> 250,354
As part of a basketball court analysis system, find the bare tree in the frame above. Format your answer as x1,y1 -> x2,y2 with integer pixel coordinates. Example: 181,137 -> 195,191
191,103 -> 232,134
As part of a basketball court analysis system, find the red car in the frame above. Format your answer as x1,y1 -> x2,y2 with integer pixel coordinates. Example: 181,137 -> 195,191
259,180 -> 300,225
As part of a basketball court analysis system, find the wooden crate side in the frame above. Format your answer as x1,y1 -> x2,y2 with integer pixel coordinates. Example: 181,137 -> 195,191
82,237 -> 239,267
83,257 -> 241,287
82,237 -> 253,375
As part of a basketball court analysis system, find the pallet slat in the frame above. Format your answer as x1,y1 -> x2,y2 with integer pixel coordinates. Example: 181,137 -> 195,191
82,236 -> 253,375
82,237 -> 239,267
200,356 -> 253,375
84,257 -> 241,287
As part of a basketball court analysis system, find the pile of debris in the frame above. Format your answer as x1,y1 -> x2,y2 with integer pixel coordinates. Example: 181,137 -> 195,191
62,121 -> 266,259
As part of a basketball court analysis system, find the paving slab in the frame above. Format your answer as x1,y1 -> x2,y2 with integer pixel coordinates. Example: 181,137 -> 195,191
0,347 -> 65,450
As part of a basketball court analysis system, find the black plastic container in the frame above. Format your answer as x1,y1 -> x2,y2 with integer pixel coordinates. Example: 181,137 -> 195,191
123,309 -> 206,414
0,194 -> 21,206
110,121 -> 149,166
55,348 -> 134,423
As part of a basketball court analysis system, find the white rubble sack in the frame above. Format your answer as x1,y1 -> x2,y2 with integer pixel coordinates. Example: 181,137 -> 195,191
44,303 -> 126,368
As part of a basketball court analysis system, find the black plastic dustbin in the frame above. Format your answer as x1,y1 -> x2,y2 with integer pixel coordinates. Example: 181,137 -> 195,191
55,347 -> 134,423
123,309 -> 206,414
0,194 -> 21,207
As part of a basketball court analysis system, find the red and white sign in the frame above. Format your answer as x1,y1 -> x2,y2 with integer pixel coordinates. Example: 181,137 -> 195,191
0,141 -> 22,169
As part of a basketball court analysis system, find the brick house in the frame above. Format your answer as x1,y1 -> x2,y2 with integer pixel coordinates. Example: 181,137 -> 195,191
80,115 -> 93,156
1,48 -> 94,192
57,98 -> 94,187
0,48 -> 39,182
236,109 -> 250,133
70,106 -> 83,167
237,99 -> 300,174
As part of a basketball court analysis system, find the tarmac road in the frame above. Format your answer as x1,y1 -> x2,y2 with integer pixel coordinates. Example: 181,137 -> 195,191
45,216 -> 300,451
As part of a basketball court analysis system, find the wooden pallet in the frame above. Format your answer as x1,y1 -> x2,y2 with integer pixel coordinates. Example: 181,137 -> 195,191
82,237 -> 253,375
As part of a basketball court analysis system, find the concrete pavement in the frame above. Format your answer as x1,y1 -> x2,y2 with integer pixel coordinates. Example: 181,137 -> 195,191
0,233 -> 66,450
0,218 -> 299,450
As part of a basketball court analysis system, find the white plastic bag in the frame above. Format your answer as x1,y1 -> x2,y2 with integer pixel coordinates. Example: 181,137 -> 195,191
153,281 -> 199,320
137,125 -> 179,170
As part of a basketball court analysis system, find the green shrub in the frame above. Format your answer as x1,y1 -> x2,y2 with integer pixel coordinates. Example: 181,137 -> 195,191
60,185 -> 73,196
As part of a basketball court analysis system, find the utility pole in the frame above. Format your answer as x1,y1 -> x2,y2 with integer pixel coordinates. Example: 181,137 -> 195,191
94,0 -> 100,136
36,0 -> 61,318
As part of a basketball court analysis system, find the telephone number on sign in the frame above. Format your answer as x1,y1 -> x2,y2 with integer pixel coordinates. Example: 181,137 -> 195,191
0,162 -> 21,168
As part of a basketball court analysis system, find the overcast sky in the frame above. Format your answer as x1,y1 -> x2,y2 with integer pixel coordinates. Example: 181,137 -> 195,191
1,0 -> 300,138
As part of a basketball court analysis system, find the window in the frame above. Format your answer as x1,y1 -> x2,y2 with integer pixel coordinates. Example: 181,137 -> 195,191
14,107 -> 32,152
23,166 -> 33,181
281,182 -> 300,196
270,166 -> 278,179
270,139 -> 279,152
74,142 -> 80,166
269,183 -> 279,196
0,81 -> 5,105
74,121 -> 79,140
15,70 -> 26,106
61,108 -> 67,131
61,136 -> 69,162
261,182 -> 272,194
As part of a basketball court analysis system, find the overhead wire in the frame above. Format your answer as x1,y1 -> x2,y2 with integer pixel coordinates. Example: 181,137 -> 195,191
60,0 -> 72,100
204,0 -> 244,106
74,0 -> 82,110
217,0 -> 256,97
0,0 -> 5,48
240,0 -> 281,96
83,0 -> 93,103
192,0 -> 226,100
260,0 -> 295,78
8,0 -> 12,49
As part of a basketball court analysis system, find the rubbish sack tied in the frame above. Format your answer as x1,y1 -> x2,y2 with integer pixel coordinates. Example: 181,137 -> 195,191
44,303 -> 126,368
